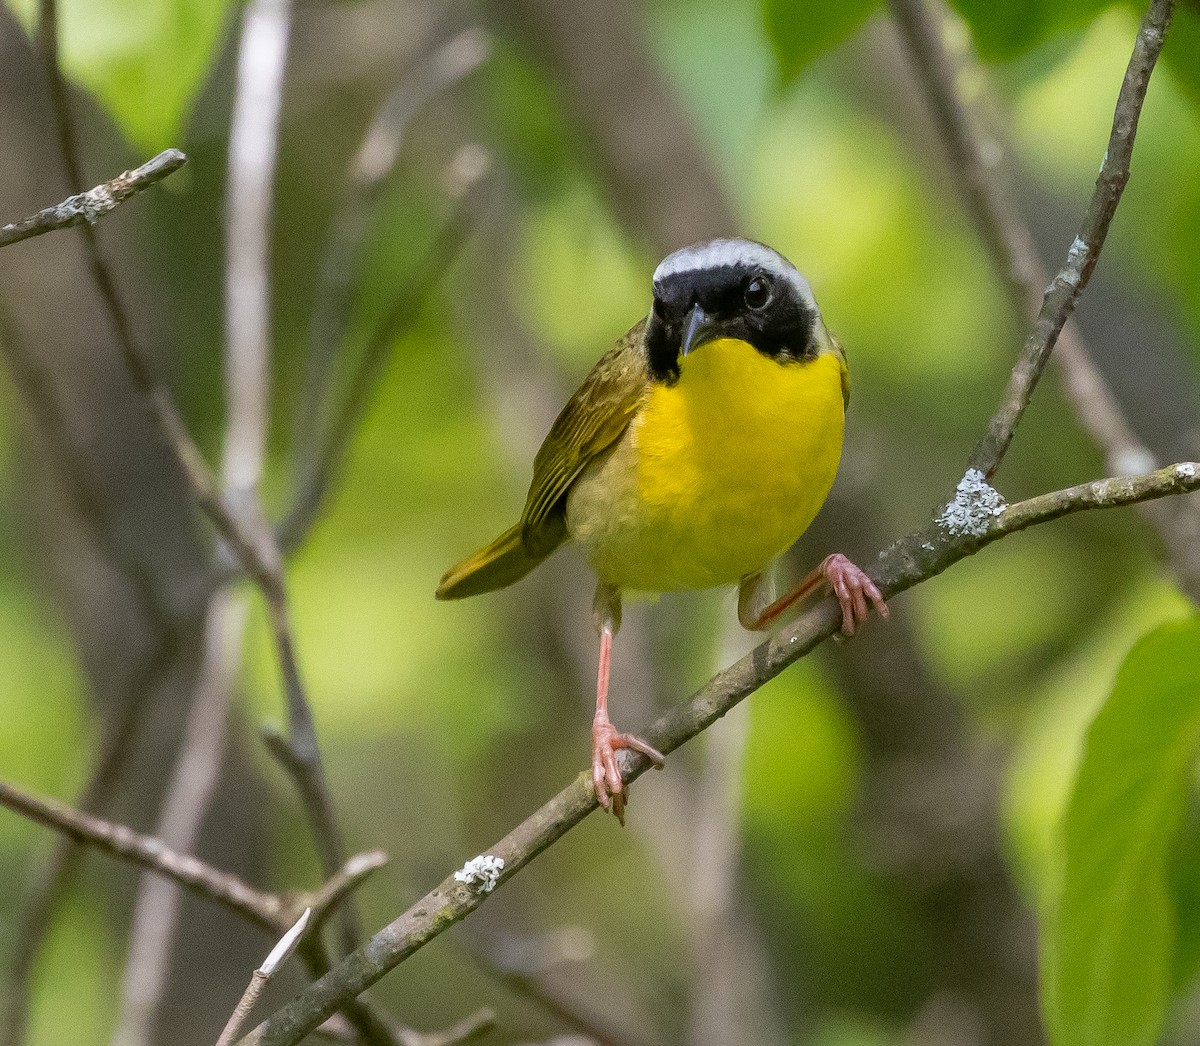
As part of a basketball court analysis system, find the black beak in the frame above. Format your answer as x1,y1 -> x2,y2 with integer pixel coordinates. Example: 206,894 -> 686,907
681,304 -> 718,357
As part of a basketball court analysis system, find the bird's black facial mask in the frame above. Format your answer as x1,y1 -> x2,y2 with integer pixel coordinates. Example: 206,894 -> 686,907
644,260 -> 817,383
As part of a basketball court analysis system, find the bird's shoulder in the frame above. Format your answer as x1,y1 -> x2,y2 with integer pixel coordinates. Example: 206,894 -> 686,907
519,319 -> 650,544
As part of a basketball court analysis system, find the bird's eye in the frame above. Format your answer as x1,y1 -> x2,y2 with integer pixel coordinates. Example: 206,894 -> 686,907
744,276 -> 771,309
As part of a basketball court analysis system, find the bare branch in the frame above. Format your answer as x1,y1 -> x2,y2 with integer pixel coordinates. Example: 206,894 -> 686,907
223,0 -> 294,493
0,632 -> 181,1046
888,0 -> 1200,603
0,771 -> 387,942
295,28 -> 490,482
965,0 -> 1176,477
239,458 -> 1200,1045
0,149 -> 187,249
113,592 -> 249,1046
279,147 -> 492,551
305,851 -> 388,936
31,2 -> 276,598
216,910 -> 312,1046
257,587 -> 350,892
0,777 -> 283,930
395,1010 -> 497,1046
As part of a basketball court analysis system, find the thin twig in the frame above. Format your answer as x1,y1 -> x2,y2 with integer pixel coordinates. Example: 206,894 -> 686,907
223,0 -> 293,494
279,147 -> 492,551
112,591 -> 250,1046
240,458 -> 1200,1044
966,0 -> 1176,477
0,150 -> 187,249
294,27 -> 490,486
395,1010 -> 497,1046
0,776 -> 282,930
0,774 -> 387,935
304,850 -> 388,936
258,587 -> 349,888
217,910 -> 312,1046
30,0 -> 278,599
0,631 -> 180,1046
887,0 -> 1200,605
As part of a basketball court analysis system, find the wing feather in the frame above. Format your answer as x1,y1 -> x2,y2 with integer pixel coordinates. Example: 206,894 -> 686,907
520,320 -> 649,553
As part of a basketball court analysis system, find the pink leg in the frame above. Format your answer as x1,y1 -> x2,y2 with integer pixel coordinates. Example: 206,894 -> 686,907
591,617 -> 664,826
740,554 -> 889,636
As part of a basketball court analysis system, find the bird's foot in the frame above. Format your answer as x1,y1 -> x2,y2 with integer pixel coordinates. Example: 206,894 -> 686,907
591,716 -> 664,826
821,553 -> 889,636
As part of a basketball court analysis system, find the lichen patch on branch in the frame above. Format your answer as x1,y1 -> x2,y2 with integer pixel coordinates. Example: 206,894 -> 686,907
70,184 -> 117,223
938,468 -> 1007,537
453,855 -> 504,894
1063,236 -> 1089,285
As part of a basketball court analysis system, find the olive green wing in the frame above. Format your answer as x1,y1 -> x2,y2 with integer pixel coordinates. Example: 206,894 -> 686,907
520,319 -> 649,554
436,320 -> 648,601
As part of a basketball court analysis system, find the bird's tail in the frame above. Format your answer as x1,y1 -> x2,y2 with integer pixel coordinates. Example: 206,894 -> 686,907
436,522 -> 559,600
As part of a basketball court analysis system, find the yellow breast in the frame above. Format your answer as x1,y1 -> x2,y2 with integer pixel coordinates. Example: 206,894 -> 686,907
566,338 -> 846,592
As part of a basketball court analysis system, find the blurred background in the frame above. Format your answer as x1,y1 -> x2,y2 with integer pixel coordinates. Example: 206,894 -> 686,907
0,0 -> 1198,1044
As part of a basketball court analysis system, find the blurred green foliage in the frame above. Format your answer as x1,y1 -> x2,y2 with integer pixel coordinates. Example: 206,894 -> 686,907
1044,618 -> 1200,1046
763,0 -> 880,84
1,0 -> 1199,1044
6,0 -> 234,151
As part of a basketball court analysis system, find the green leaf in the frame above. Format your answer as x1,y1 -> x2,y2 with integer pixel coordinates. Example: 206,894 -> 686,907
762,0 -> 881,84
946,0 -> 1110,61
4,0 -> 234,151
1044,617 -> 1200,1046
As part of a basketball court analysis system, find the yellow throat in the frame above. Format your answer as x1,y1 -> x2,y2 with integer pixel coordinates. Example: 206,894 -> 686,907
566,337 -> 847,592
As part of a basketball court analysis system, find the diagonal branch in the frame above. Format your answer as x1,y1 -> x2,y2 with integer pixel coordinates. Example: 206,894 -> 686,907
242,454 -> 1200,1045
888,0 -> 1200,603
31,0 -> 278,598
216,910 -> 312,1046
279,148 -> 491,552
32,0 -> 352,959
0,776 -> 387,935
294,27 -> 490,490
0,149 -> 187,249
0,776 -> 283,930
887,0 -> 1149,468
966,0 -> 1176,477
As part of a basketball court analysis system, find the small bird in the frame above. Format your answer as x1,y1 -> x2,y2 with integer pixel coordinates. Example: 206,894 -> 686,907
438,238 -> 888,820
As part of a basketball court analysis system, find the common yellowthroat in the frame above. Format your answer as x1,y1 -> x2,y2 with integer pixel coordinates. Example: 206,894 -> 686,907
438,238 -> 888,820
